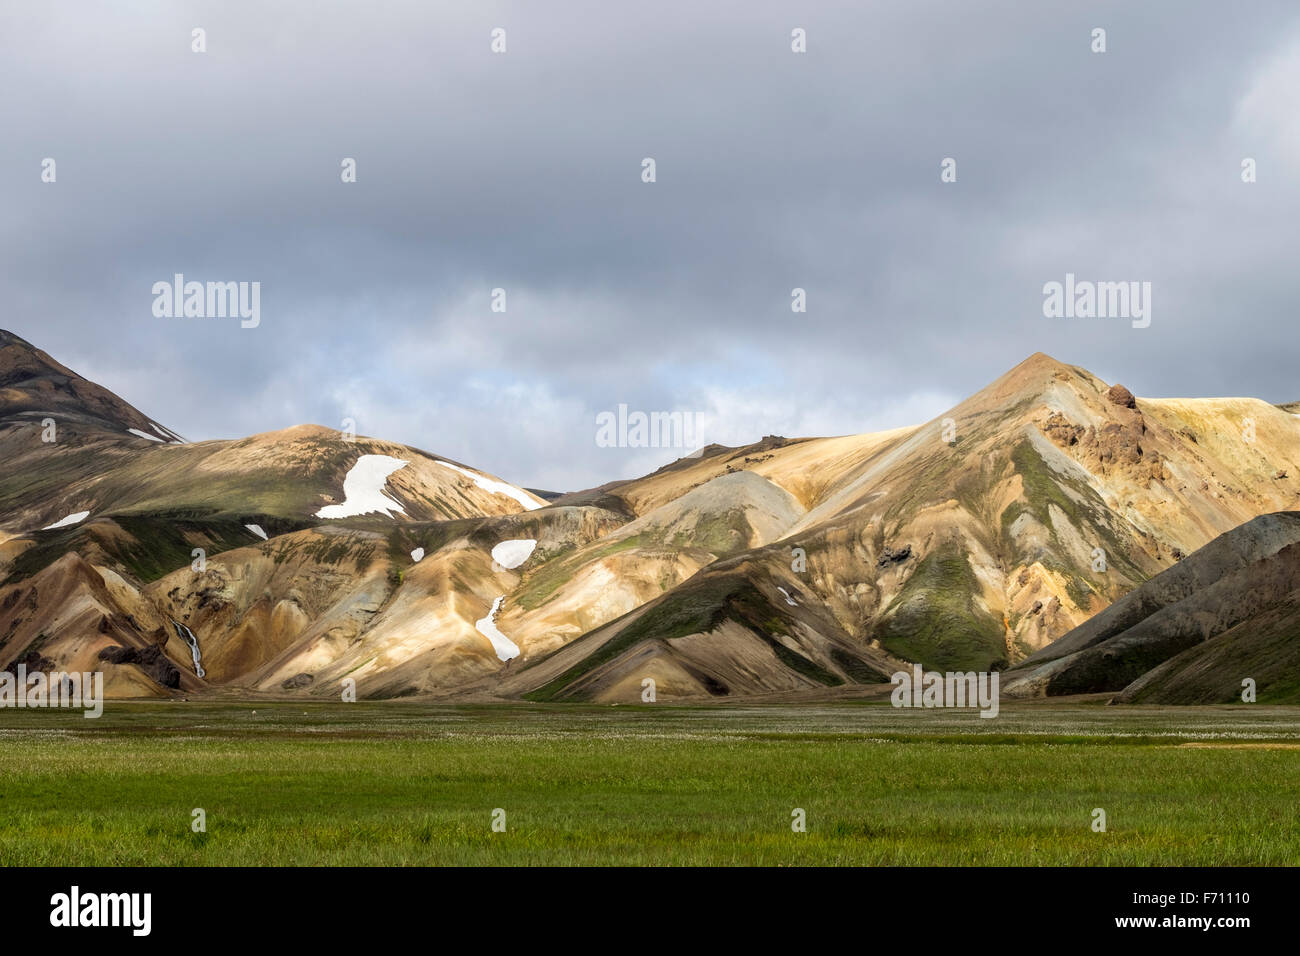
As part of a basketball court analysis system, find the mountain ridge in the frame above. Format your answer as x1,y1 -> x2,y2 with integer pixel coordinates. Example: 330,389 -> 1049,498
2,329 -> 1297,703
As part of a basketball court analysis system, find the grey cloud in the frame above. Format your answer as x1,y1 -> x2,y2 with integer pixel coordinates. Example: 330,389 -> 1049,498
2,0 -> 1298,489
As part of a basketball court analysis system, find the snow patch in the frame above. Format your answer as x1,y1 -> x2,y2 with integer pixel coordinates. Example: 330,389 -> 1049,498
433,460 -> 541,511
141,422 -> 186,444
410,547 -> 425,562
475,595 -> 520,661
316,454 -> 409,518
776,586 -> 798,607
245,524 -> 268,540
42,511 -> 90,530
491,538 -> 537,569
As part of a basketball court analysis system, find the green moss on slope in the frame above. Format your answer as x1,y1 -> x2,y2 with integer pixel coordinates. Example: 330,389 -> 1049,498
513,534 -> 644,611
4,512 -> 298,585
1002,440 -> 1145,585
876,549 -> 1006,672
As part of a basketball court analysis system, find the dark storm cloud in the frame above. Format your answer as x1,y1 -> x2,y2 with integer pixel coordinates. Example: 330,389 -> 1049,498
2,0 -> 1298,488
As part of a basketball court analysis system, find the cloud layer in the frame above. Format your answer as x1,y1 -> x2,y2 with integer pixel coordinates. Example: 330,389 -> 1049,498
4,1 -> 1298,489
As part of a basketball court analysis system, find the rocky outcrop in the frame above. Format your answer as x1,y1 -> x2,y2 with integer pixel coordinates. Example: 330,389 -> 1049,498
877,545 -> 913,568
2,648 -> 55,675
1107,384 -> 1137,409
98,643 -> 182,688
1039,406 -> 1167,483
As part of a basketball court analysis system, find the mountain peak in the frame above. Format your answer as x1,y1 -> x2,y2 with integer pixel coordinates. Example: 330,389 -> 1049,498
0,329 -> 178,440
1006,351 -> 1085,381
946,352 -> 1103,421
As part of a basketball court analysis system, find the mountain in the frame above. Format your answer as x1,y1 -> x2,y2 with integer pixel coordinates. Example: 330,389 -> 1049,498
1,327 -> 546,563
0,329 -> 182,440
0,331 -> 549,692
1002,511 -> 1300,704
2,331 -> 1298,701
491,354 -> 1300,701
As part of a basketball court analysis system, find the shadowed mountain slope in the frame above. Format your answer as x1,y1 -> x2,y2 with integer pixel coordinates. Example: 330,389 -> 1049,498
1003,511 -> 1300,703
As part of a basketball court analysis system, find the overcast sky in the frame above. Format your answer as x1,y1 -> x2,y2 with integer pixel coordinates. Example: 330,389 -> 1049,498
3,1 -> 1298,490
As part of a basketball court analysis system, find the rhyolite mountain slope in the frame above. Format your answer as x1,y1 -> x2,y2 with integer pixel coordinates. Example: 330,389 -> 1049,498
498,355 -> 1300,702
1002,511 -> 1300,704
1,330 -> 545,553
1,329 -> 1297,702
0,330 -> 548,692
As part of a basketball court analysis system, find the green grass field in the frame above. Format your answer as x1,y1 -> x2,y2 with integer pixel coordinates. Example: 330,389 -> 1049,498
1,701 -> 1297,865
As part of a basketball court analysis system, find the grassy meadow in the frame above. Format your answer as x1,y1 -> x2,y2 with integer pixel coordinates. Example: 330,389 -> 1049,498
0,700 -> 1297,866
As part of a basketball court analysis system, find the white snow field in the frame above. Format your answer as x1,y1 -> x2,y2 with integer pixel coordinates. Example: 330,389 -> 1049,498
316,454 -> 409,518
41,511 -> 90,530
245,524 -> 269,540
475,595 -> 520,661
151,422 -> 185,443
491,538 -> 537,569
410,547 -> 425,562
127,428 -> 164,442
433,460 -> 541,511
